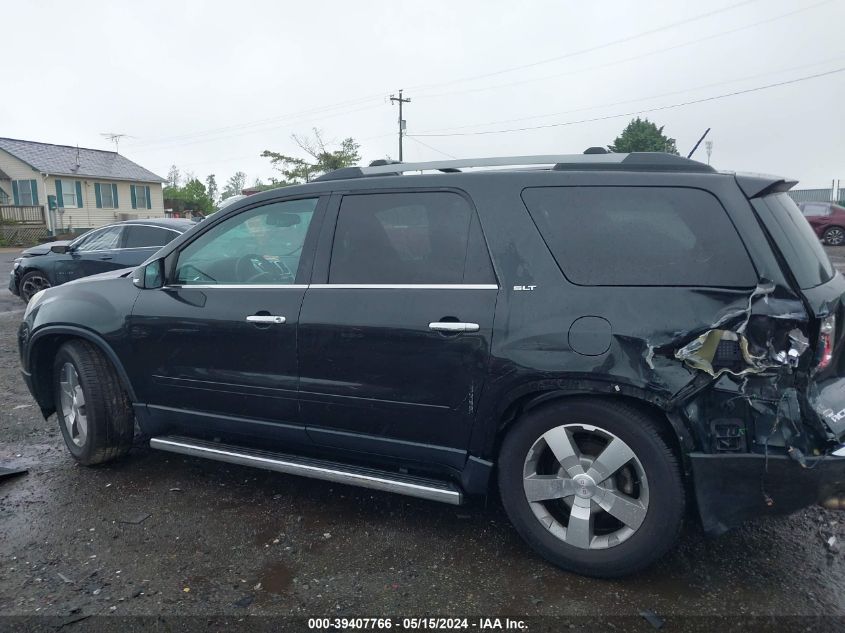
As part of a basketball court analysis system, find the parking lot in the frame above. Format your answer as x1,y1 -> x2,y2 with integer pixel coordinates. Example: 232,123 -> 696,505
2,247 -> 845,623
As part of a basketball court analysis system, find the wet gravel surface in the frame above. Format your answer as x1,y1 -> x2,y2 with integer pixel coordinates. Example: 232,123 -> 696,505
1,248 -> 845,622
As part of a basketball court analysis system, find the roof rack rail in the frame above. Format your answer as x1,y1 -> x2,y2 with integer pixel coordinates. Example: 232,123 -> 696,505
312,152 -> 714,181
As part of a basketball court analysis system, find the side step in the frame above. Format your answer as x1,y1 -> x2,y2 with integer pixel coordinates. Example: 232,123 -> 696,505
149,436 -> 464,505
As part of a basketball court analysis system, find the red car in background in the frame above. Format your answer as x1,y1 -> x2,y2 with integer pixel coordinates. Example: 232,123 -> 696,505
798,201 -> 845,246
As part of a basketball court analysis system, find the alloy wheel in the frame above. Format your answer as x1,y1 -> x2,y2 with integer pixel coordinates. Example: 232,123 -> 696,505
825,227 -> 845,246
522,423 -> 649,550
21,274 -> 51,302
59,362 -> 88,447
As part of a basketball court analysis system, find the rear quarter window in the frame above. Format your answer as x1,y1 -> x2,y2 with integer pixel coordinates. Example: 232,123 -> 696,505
521,186 -> 757,287
752,193 -> 834,290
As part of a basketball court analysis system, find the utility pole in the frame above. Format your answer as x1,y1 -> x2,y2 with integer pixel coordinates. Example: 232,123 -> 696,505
389,90 -> 411,161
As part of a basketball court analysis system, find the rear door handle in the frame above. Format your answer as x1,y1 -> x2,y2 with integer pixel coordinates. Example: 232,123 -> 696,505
246,315 -> 286,324
99,255 -> 113,260
429,322 -> 479,333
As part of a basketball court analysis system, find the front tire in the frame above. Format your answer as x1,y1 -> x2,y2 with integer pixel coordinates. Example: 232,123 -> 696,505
53,340 -> 134,465
19,270 -> 51,303
498,399 -> 684,578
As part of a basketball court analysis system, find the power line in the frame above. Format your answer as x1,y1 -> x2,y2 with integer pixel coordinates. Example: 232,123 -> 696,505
126,94 -> 388,150
124,1 -> 832,157
406,136 -> 457,159
405,0 -> 761,92
123,0 -> 834,159
127,102 -> 385,155
124,1 -> 784,153
413,55 -> 845,134
412,0 -> 835,102
408,66 -> 845,137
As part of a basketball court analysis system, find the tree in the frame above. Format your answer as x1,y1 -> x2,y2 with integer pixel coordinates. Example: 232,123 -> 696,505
163,178 -> 214,214
167,164 -> 181,188
205,174 -> 218,204
221,171 -> 247,200
608,117 -> 679,155
262,129 -> 361,183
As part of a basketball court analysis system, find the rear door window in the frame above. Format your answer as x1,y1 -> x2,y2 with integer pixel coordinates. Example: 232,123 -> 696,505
521,186 -> 757,287
328,191 -> 494,284
752,193 -> 834,289
123,225 -> 180,248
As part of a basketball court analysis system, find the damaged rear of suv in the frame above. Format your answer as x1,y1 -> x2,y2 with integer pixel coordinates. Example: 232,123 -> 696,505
17,152 -> 845,578
674,178 -> 845,533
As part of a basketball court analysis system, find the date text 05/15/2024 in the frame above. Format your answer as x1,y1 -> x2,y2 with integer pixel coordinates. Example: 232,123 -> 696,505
307,618 -> 528,630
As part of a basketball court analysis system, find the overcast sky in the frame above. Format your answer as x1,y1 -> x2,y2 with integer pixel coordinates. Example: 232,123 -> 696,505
3,0 -> 844,188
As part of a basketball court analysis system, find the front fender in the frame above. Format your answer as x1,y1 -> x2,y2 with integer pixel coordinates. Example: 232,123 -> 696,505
25,325 -> 138,404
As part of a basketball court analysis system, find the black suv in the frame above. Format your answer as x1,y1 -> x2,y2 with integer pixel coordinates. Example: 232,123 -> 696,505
17,152 -> 845,577
9,218 -> 194,302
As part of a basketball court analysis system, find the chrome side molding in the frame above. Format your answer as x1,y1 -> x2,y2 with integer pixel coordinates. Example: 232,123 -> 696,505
150,436 -> 464,505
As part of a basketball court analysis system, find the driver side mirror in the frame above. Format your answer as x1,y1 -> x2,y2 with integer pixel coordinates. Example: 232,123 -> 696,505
133,258 -> 165,289
50,244 -> 69,254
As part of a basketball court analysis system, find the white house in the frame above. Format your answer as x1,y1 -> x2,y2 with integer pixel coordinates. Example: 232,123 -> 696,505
0,137 -> 165,235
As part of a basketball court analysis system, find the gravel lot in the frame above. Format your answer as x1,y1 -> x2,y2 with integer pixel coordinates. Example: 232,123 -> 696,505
1,247 -> 845,626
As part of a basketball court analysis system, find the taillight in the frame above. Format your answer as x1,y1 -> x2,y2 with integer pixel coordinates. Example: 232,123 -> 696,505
817,314 -> 837,370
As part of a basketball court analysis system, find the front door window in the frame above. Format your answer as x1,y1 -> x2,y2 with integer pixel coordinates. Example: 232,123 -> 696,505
175,198 -> 317,285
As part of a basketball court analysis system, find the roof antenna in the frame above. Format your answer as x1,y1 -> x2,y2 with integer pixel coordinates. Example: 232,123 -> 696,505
687,128 -> 711,159
100,132 -> 130,153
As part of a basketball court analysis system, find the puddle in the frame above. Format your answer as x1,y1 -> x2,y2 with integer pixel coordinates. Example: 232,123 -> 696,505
258,560 -> 294,595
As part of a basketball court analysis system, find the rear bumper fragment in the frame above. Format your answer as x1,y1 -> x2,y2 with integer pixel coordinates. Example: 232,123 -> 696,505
690,450 -> 845,535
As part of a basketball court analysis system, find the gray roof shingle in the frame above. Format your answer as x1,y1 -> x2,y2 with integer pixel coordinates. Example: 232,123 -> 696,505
0,137 -> 164,183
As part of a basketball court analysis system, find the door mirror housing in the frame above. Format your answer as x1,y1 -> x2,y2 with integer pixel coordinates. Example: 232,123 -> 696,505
50,244 -> 69,254
133,258 -> 165,289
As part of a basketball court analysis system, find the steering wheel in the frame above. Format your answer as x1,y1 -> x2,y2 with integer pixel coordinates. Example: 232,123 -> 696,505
235,254 -> 294,284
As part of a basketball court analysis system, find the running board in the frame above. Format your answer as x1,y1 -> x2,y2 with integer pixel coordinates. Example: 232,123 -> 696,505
149,436 -> 464,505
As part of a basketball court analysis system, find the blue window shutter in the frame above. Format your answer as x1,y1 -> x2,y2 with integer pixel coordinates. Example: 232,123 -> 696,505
30,180 -> 39,205
112,184 -> 119,208
12,181 -> 19,205
55,180 -> 64,207
145,185 -> 151,209
75,181 -> 83,208
95,183 -> 102,208
130,185 -> 137,209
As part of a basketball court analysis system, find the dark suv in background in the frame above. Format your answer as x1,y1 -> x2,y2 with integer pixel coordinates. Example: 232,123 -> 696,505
17,152 -> 845,577
9,218 -> 193,302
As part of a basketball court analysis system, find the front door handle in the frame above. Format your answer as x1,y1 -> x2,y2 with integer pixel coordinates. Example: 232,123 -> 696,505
429,322 -> 479,333
246,315 -> 286,324
99,255 -> 113,260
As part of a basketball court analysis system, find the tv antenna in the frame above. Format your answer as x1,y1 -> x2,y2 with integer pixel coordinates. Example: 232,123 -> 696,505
100,132 -> 131,153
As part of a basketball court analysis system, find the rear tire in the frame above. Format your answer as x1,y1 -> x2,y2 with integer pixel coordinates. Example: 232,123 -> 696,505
498,398 -> 684,578
824,226 -> 845,246
19,270 -> 51,303
53,340 -> 134,465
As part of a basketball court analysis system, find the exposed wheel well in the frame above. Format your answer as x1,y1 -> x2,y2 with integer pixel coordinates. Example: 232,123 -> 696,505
29,333 -> 133,417
494,391 -> 687,474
